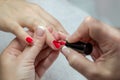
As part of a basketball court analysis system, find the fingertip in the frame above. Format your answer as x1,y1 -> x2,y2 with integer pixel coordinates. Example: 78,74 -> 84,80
61,46 -> 70,56
25,36 -> 34,45
16,31 -> 34,45
12,24 -> 34,45
33,26 -> 46,46
46,29 -> 59,50
52,40 -> 66,50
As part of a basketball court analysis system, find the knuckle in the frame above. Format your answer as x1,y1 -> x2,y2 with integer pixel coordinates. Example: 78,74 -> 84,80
52,20 -> 61,26
33,41 -> 43,50
88,70 -> 101,80
90,71 -> 99,77
46,24 -> 54,32
11,25 -> 20,34
34,39 -> 45,48
31,4 -> 40,9
88,67 -> 112,80
32,3 -> 40,8
30,18 -> 39,25
6,21 -> 19,33
100,70 -> 112,79
88,70 -> 112,80
24,6 -> 33,12
83,16 -> 101,28
84,16 -> 95,24
27,18 -> 39,29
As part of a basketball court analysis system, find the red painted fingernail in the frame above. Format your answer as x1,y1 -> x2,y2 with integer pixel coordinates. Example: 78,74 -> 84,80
60,41 -> 66,45
26,37 -> 33,44
53,40 -> 61,49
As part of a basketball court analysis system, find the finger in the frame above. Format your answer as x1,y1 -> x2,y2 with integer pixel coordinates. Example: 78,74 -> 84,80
35,47 -> 52,66
90,44 -> 102,61
47,25 -> 54,33
36,50 -> 59,78
61,46 -> 99,78
29,4 -> 68,33
27,30 -> 34,37
3,30 -> 34,55
51,31 -> 68,41
20,16 -> 46,31
58,31 -> 68,40
68,16 -> 119,44
67,17 -> 91,43
2,37 -> 26,58
20,16 -> 59,50
22,26 -> 46,59
20,15 -> 59,50
46,28 -> 62,50
10,22 -> 33,44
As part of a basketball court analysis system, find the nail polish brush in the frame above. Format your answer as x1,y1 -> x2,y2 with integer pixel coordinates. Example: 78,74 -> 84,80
62,41 -> 93,55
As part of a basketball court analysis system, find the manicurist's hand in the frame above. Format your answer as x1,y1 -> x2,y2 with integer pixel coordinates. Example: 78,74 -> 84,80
0,0 -> 67,47
0,26 -> 59,80
61,17 -> 120,80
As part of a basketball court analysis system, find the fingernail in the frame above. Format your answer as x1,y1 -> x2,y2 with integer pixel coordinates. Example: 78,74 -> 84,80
36,26 -> 45,36
62,46 -> 70,54
26,37 -> 33,44
60,41 -> 66,45
52,40 -> 61,49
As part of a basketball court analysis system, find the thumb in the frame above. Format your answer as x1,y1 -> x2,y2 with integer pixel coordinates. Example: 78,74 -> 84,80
11,23 -> 33,44
22,26 -> 46,60
67,17 -> 120,44
61,46 -> 99,79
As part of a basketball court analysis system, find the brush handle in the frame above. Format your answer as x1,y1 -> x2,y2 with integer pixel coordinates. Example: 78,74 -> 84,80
65,41 -> 93,55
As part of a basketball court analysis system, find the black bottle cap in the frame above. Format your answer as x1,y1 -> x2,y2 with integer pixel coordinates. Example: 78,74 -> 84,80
65,41 -> 93,55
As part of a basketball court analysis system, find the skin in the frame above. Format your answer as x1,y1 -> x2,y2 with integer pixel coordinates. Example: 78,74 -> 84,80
1,14 -> 120,79
0,0 -> 67,79
1,1 -> 119,79
0,0 -> 67,48
61,17 -> 120,80
0,26 -> 59,80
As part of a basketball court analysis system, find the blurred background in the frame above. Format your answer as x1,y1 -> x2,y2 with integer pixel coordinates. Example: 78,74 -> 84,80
69,0 -> 120,27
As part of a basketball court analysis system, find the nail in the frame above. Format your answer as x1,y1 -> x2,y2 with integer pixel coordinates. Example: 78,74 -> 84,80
60,41 -> 66,45
36,26 -> 45,36
26,37 -> 33,44
62,46 -> 70,54
52,40 -> 61,49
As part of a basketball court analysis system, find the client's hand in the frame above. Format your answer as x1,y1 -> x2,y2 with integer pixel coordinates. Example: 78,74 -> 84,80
0,0 -> 67,45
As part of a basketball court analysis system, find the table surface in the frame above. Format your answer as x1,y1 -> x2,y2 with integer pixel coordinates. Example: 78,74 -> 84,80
0,0 -> 89,80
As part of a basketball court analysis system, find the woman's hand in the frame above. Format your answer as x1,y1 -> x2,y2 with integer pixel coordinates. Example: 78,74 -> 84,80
0,26 -> 59,80
0,0 -> 67,45
61,17 -> 120,80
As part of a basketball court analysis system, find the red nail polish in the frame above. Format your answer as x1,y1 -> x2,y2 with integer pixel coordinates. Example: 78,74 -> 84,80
60,41 -> 66,45
53,40 -> 61,49
26,37 -> 33,44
